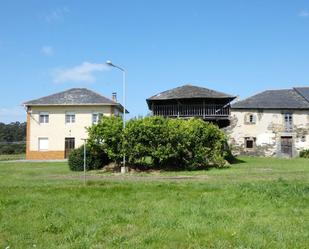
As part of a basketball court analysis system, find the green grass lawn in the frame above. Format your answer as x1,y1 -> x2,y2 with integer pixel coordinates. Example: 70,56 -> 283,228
0,154 -> 25,161
0,157 -> 308,249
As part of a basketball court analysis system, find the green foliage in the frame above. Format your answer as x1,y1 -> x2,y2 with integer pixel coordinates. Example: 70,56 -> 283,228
123,117 -> 228,169
299,149 -> 309,158
0,143 -> 26,154
0,122 -> 26,154
87,116 -> 123,164
68,146 -> 109,171
88,116 -> 228,169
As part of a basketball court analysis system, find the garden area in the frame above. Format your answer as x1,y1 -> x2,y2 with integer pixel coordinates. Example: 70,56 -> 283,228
69,116 -> 233,172
0,157 -> 308,248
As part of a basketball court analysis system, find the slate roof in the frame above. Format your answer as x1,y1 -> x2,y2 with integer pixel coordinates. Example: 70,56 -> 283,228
232,87 -> 309,109
294,87 -> 309,102
24,88 -> 117,106
147,84 -> 236,101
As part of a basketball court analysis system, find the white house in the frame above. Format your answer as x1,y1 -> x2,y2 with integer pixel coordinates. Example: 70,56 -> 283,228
227,87 -> 309,157
24,88 -> 126,160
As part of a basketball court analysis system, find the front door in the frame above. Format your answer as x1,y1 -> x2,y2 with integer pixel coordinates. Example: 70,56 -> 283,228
65,137 -> 75,158
281,136 -> 293,157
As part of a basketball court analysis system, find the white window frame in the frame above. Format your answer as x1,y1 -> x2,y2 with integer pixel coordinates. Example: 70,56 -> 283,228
245,113 -> 256,124
38,137 -> 49,151
92,112 -> 103,124
65,112 -> 76,124
39,112 -> 49,124
284,113 -> 293,132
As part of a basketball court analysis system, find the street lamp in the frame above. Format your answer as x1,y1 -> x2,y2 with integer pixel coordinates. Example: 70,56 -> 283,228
106,60 -> 127,173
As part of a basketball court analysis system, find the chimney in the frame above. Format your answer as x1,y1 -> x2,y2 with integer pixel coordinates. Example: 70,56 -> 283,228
112,92 -> 117,102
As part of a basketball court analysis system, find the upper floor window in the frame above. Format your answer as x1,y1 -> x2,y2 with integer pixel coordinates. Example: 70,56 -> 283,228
66,113 -> 75,123
92,113 -> 103,124
284,113 -> 293,132
39,112 -> 49,123
245,113 -> 256,124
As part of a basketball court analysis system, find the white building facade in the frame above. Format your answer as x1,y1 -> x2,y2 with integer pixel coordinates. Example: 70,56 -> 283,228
24,88 -> 125,160
226,87 -> 309,157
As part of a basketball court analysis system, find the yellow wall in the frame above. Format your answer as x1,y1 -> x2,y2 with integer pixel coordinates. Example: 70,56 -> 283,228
26,105 -> 114,159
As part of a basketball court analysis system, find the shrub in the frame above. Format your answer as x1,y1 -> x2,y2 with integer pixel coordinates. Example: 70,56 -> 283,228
177,118 -> 227,169
299,149 -> 309,158
87,116 -> 123,164
68,146 -> 110,171
87,116 -> 229,170
123,117 -> 228,170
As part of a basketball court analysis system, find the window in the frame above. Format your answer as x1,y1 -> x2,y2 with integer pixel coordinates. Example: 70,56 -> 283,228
245,137 -> 256,149
92,113 -> 103,124
38,138 -> 49,151
66,113 -> 75,123
301,135 -> 306,142
284,113 -> 293,132
39,112 -> 49,123
245,113 -> 256,124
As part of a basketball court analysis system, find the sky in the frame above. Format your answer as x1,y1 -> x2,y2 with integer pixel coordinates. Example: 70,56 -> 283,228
0,0 -> 309,123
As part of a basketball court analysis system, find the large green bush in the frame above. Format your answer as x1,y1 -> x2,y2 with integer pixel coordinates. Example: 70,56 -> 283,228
299,149 -> 309,158
123,117 -> 228,169
87,116 -> 229,170
68,146 -> 110,171
87,116 -> 123,164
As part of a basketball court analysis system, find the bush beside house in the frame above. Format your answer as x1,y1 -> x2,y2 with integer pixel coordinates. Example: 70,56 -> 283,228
68,146 -> 110,171
299,149 -> 309,158
74,116 -> 230,171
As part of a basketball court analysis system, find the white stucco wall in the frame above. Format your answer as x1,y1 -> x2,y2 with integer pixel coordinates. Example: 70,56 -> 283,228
227,109 -> 309,157
28,105 -> 114,151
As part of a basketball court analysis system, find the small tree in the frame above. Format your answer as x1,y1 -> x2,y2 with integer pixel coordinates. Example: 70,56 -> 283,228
87,116 -> 123,164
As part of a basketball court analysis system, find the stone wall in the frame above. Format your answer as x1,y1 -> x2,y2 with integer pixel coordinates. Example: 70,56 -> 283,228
225,109 -> 309,157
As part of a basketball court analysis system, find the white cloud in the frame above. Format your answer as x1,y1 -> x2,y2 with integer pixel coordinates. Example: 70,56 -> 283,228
45,7 -> 70,23
41,45 -> 54,56
299,10 -> 309,17
52,62 -> 109,83
0,106 -> 25,123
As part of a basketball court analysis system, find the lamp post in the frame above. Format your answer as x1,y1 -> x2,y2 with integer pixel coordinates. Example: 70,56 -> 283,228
106,60 -> 128,173
81,138 -> 87,185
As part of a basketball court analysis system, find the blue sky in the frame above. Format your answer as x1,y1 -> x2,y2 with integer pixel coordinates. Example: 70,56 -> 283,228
0,0 -> 309,123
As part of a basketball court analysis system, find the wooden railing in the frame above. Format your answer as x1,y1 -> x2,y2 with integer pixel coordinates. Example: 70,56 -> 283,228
152,104 -> 230,118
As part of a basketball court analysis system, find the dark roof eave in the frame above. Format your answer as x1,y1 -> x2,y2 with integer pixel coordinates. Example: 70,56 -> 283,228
231,107 -> 309,110
23,103 -> 119,106
24,103 -> 129,114
147,96 -> 236,101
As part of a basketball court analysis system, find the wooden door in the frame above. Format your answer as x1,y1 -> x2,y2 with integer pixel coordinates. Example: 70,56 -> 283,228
65,138 -> 75,158
281,136 -> 292,157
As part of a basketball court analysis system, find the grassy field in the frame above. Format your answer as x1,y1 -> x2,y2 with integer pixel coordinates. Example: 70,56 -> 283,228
0,157 -> 308,249
0,154 -> 25,161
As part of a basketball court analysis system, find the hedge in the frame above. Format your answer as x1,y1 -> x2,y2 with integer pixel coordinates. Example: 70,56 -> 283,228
68,145 -> 110,171
87,116 -> 230,170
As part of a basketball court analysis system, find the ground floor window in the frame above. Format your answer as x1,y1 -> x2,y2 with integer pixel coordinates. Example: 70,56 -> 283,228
38,138 -> 49,151
245,137 -> 256,149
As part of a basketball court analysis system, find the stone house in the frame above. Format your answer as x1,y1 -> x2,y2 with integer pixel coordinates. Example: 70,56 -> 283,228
24,88 -> 127,160
227,87 -> 309,157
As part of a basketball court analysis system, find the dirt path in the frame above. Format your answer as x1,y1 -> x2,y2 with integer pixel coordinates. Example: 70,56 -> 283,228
50,174 -> 209,181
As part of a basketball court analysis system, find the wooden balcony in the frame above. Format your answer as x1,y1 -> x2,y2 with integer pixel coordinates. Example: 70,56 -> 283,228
152,103 -> 230,119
